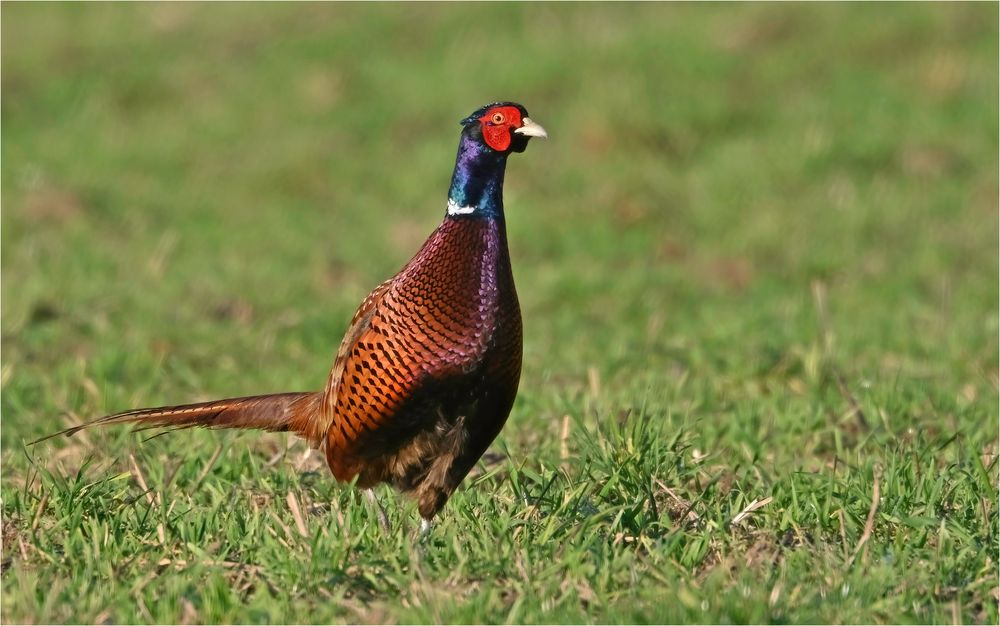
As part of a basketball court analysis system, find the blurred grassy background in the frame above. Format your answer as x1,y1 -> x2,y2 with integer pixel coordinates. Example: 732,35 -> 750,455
2,3 -> 997,624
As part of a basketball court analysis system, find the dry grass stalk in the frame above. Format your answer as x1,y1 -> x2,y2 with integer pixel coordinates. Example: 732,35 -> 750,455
128,454 -> 165,544
730,496 -> 773,526
848,467 -> 882,567
31,490 -> 49,532
286,491 -> 309,538
194,444 -> 224,488
559,414 -> 571,463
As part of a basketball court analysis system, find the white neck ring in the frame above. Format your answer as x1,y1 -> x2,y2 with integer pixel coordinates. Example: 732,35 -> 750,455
447,198 -> 476,215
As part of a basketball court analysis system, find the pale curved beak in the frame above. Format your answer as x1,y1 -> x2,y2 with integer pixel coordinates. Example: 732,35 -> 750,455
514,117 -> 548,138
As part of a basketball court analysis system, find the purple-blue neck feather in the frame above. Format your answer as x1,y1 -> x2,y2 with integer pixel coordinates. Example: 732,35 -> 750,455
446,132 -> 507,220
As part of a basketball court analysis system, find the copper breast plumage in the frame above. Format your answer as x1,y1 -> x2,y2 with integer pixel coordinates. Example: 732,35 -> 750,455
321,217 -> 522,517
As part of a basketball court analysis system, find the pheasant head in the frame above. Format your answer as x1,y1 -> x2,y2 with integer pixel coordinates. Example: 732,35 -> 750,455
460,102 -> 548,153
449,102 -> 546,217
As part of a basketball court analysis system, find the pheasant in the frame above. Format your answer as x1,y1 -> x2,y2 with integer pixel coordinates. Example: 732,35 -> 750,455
35,102 -> 546,530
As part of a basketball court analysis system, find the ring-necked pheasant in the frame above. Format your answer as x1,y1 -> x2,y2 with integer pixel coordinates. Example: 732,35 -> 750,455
34,102 -> 546,529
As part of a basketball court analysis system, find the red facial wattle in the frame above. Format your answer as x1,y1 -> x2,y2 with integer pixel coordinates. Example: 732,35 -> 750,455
479,106 -> 523,152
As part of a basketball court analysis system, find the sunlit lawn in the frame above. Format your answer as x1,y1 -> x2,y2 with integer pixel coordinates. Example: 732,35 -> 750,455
2,3 -> 997,623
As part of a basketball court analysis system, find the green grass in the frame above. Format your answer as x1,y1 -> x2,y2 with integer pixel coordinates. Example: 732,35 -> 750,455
2,3 -> 997,623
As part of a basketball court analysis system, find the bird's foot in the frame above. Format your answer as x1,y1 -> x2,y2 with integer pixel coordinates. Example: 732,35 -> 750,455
418,518 -> 432,540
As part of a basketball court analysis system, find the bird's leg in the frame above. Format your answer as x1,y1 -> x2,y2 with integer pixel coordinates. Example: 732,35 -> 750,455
419,518 -> 432,537
364,488 -> 391,532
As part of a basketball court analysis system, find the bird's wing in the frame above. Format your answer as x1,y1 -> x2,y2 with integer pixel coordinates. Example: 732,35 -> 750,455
320,277 -> 472,481
282,277 -> 393,449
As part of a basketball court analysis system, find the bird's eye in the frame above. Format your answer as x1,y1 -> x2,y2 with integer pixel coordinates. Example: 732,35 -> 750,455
491,113 -> 505,124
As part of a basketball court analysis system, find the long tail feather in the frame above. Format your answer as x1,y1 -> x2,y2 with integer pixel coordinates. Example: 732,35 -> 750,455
30,392 -> 324,447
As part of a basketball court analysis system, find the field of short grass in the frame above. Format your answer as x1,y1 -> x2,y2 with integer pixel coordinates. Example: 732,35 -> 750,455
2,3 -> 997,623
